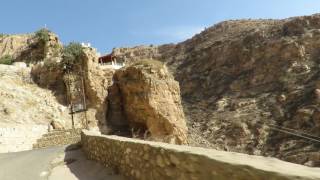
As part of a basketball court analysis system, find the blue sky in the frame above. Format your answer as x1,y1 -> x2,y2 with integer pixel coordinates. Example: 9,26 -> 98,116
1,0 -> 320,53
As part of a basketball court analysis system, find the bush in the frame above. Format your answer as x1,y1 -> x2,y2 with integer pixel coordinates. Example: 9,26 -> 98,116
35,28 -> 50,44
62,42 -> 84,71
0,33 -> 7,38
0,55 -> 14,65
51,43 -> 62,58
43,58 -> 58,71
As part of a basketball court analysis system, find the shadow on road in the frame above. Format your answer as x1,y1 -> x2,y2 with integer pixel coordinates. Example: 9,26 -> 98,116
49,144 -> 127,180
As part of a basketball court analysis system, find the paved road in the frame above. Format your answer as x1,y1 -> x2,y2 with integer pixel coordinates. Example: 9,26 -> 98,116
0,146 -> 126,180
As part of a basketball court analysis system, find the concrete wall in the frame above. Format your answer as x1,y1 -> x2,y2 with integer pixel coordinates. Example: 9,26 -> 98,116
81,130 -> 320,180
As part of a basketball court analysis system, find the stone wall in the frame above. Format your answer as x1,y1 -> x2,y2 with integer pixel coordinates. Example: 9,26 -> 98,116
81,130 -> 320,180
33,129 -> 82,149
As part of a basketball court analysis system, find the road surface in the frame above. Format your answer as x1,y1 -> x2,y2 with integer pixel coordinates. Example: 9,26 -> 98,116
0,146 -> 126,180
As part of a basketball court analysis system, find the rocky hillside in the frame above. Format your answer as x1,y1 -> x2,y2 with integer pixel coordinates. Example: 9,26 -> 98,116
0,30 -> 114,152
0,31 -> 69,152
2,14 -> 320,167
0,34 -> 33,58
0,61 -> 72,152
111,14 -> 320,166
0,63 -> 70,126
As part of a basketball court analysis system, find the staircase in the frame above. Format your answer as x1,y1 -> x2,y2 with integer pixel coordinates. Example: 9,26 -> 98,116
32,129 -> 82,149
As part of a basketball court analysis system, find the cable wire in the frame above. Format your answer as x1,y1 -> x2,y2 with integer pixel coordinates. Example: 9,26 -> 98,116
268,123 -> 320,140
268,126 -> 320,143
255,121 -> 320,144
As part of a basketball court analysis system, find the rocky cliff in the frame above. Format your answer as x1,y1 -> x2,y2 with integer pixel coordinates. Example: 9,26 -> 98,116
81,48 -> 115,132
0,63 -> 70,126
0,31 -> 71,152
2,14 -> 320,167
0,31 -> 187,151
0,31 -> 111,152
0,31 -> 69,127
0,62 -> 72,152
107,60 -> 188,144
111,14 -> 320,166
0,34 -> 33,58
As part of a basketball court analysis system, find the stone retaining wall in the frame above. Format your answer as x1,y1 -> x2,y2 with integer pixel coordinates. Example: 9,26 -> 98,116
81,130 -> 320,180
33,129 -> 82,149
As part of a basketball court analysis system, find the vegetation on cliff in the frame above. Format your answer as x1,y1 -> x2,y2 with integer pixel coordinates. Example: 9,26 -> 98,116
0,33 -> 7,39
35,28 -> 51,45
0,55 -> 14,65
61,42 -> 84,71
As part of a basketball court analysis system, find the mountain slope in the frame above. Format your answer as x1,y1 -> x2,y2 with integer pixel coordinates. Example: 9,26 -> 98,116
111,14 -> 320,166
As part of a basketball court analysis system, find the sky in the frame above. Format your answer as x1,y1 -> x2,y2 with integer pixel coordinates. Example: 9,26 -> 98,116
1,0 -> 320,53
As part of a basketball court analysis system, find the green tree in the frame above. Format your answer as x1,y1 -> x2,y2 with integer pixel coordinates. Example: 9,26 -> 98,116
35,28 -> 50,44
62,42 -> 84,71
0,55 -> 14,65
0,33 -> 7,38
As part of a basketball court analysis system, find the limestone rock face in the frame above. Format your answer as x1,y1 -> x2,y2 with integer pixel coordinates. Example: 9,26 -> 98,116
0,64 -> 71,127
0,32 -> 70,152
106,83 -> 128,131
0,34 -> 34,59
0,32 -> 61,64
112,45 -> 163,65
110,60 -> 188,144
81,48 -> 115,132
110,14 -> 320,166
0,33 -> 71,128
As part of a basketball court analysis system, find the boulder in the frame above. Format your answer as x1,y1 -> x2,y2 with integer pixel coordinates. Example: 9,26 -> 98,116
51,120 -> 64,130
109,60 -> 188,144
